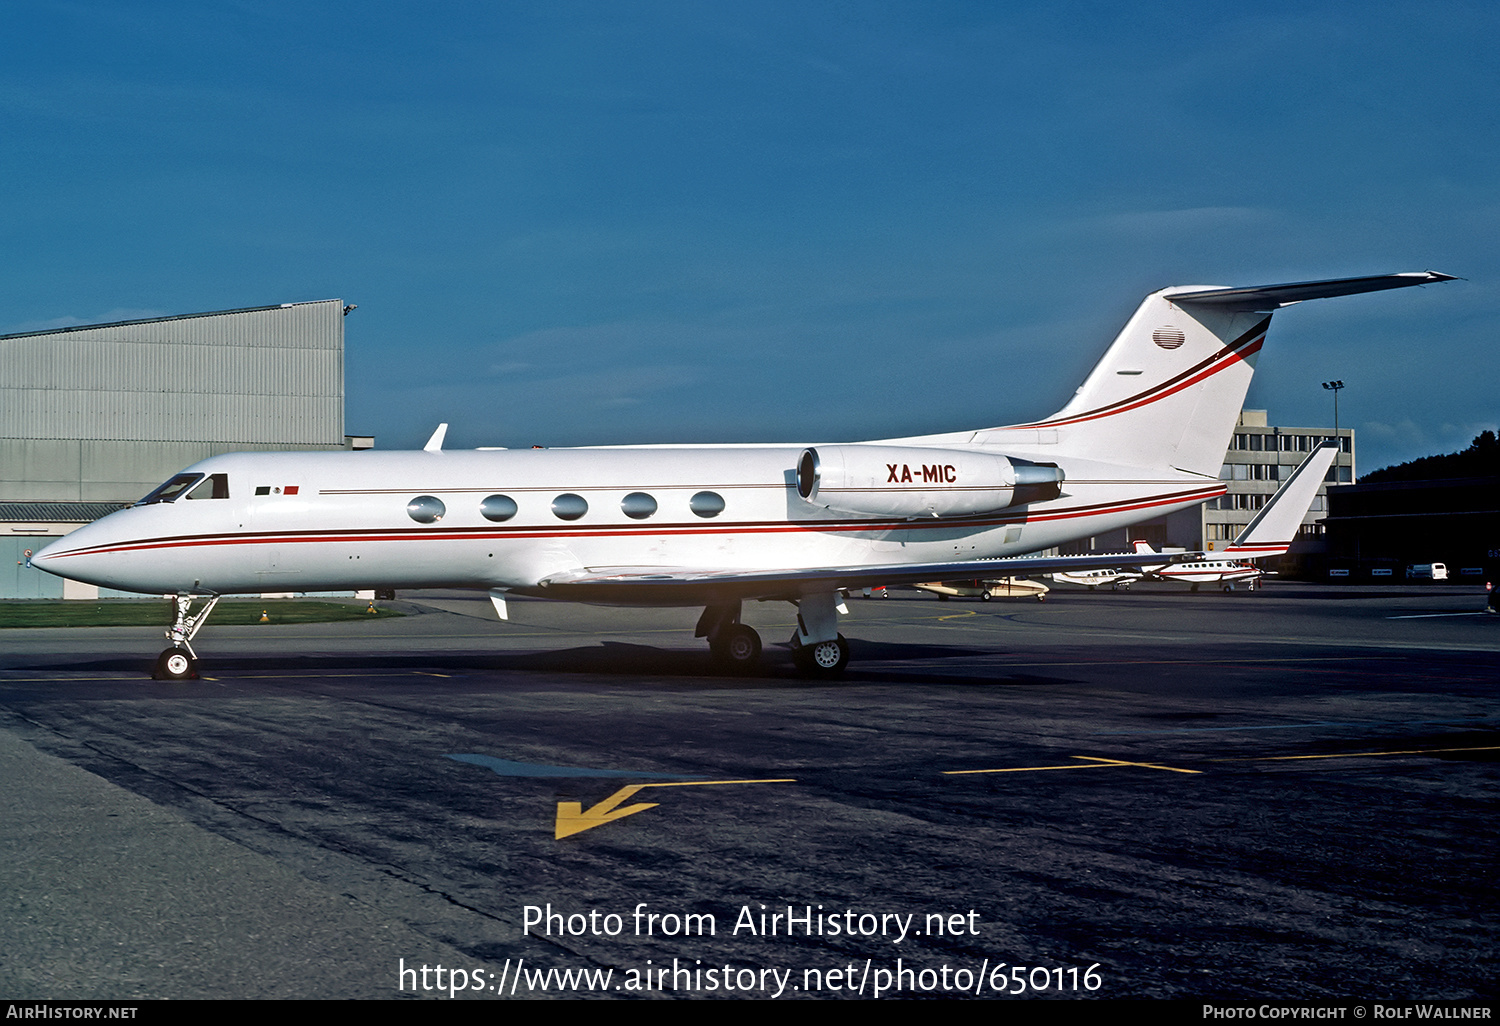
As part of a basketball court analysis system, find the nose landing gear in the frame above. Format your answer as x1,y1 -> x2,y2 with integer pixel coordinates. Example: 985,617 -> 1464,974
152,593 -> 220,680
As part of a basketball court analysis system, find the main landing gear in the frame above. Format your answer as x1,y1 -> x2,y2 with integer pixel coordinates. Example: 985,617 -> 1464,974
789,632 -> 850,676
697,603 -> 762,674
153,593 -> 220,680
696,592 -> 851,678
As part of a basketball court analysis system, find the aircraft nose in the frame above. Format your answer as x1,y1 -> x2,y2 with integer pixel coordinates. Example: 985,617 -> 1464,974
28,535 -> 74,575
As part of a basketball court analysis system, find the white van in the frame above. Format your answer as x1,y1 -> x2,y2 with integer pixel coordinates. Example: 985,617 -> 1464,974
1406,563 -> 1449,581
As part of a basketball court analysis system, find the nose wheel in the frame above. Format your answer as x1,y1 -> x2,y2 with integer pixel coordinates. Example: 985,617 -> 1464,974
154,648 -> 198,680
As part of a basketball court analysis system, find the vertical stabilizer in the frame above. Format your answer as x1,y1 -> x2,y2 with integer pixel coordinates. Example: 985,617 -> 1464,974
976,272 -> 1454,479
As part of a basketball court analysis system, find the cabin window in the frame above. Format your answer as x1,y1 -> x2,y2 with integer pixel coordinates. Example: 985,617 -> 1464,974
135,473 -> 203,506
480,494 -> 518,522
689,491 -> 725,518
407,495 -> 446,524
552,493 -> 588,521
621,492 -> 657,520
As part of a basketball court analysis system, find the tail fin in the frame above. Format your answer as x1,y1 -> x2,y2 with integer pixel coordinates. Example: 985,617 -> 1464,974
1221,441 -> 1340,558
980,272 -> 1454,478
1132,539 -> 1158,555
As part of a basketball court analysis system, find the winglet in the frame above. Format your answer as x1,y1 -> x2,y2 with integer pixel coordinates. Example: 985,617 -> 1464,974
1221,441 -> 1341,558
424,423 -> 449,452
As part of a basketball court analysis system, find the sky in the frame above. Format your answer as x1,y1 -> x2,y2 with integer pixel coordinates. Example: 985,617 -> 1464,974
2,1 -> 1495,473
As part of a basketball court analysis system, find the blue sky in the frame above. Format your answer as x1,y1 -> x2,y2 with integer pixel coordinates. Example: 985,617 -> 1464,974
3,1 -> 1494,472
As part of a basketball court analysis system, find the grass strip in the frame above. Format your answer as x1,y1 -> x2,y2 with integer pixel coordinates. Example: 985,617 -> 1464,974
0,599 -> 404,628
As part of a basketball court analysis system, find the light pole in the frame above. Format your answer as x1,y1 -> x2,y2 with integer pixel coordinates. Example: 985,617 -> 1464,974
1322,380 -> 1345,474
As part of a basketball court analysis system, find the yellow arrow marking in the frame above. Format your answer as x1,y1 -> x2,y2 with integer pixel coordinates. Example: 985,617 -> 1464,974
555,785 -> 659,839
555,778 -> 796,839
945,755 -> 1200,775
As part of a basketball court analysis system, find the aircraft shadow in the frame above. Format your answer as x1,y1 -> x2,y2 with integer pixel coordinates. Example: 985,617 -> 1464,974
7,639 -> 1078,689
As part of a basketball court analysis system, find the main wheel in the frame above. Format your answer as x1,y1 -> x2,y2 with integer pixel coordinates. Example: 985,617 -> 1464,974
710,623 -> 762,674
154,648 -> 196,681
981,590 -> 992,601
793,634 -> 849,677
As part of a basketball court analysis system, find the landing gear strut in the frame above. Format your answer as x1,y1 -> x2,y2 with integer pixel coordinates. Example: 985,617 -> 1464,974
789,591 -> 850,678
153,593 -> 220,680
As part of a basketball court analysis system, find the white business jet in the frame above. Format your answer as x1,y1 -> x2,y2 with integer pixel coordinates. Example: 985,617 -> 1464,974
31,272 -> 1452,679
1136,440 -> 1342,591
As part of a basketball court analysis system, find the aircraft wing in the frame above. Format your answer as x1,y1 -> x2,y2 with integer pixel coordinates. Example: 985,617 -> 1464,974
532,552 -> 1202,604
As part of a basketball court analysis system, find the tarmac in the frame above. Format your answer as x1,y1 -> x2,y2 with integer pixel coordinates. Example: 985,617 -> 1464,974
1,583 -> 1496,1000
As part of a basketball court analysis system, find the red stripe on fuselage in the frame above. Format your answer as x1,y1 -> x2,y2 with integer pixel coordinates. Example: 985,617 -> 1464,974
47,486 -> 1226,560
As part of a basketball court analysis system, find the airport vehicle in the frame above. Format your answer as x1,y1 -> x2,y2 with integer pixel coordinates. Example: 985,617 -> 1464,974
914,577 -> 1049,601
1136,440 -> 1341,591
1406,563 -> 1449,580
30,272 -> 1453,678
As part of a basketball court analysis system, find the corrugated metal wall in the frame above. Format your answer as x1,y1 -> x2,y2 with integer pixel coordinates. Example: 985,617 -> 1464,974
0,300 -> 344,444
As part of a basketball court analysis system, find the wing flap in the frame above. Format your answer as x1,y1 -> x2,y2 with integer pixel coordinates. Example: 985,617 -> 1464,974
532,552 -> 1202,604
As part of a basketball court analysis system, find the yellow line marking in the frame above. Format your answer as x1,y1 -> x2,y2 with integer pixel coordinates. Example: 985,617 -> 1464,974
1214,745 -> 1500,764
636,778 -> 797,788
945,755 -> 1201,775
936,611 -> 978,621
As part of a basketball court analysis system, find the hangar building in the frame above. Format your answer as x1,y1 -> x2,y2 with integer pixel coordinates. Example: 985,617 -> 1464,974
2,300 -> 360,598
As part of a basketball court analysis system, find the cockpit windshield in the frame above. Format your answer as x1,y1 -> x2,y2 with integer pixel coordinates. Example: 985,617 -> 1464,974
134,473 -> 230,506
135,473 -> 204,506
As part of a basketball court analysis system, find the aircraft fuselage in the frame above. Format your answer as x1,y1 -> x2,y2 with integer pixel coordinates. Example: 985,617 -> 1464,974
37,445 -> 1221,600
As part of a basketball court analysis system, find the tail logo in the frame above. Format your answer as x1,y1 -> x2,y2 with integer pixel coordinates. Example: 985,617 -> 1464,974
1152,326 -> 1186,349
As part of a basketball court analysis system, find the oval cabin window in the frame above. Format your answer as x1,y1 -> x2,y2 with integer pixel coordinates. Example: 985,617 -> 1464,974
621,492 -> 657,520
407,495 -> 446,524
689,491 -> 725,518
551,493 -> 588,521
480,494 -> 518,522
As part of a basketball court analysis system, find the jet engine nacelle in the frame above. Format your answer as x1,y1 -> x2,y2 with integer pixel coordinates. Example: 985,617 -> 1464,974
795,445 -> 1064,518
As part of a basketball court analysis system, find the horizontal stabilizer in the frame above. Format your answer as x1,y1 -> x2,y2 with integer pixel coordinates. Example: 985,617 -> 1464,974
1169,272 -> 1456,310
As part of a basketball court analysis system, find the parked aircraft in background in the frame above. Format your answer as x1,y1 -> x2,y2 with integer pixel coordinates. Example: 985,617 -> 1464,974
1050,566 -> 1144,590
30,273 -> 1452,678
914,577 -> 1049,601
1138,441 -> 1342,591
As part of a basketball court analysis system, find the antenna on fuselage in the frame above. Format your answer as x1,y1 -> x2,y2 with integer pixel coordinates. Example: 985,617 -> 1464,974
423,423 -> 449,452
